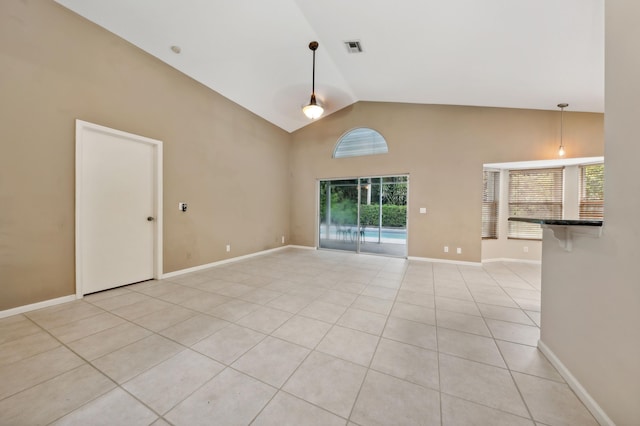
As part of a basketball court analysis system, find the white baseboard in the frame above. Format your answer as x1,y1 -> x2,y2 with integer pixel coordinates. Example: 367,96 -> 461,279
0,246 -> 315,318
162,245 -> 294,279
407,256 -> 482,266
482,257 -> 542,265
285,245 -> 316,250
538,340 -> 614,426
0,295 -> 78,319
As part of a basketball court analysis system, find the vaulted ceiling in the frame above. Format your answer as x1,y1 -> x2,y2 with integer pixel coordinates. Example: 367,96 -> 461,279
54,0 -> 604,133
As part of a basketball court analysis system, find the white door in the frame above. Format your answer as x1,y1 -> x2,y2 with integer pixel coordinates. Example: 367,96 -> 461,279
76,120 -> 162,295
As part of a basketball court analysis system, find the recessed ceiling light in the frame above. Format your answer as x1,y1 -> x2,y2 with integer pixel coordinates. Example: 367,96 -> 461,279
170,45 -> 181,54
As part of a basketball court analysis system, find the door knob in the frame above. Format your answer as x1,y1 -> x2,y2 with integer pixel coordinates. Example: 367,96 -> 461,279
147,216 -> 155,221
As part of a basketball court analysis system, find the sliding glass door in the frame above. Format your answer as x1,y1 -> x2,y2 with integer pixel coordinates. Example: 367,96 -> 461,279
319,179 -> 359,252
359,176 -> 407,256
318,175 -> 408,257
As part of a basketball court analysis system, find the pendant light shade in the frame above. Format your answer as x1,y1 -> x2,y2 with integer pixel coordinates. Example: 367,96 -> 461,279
303,94 -> 323,120
557,103 -> 568,157
303,41 -> 324,120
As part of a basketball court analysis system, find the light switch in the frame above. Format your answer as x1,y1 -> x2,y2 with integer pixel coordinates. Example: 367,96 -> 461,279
419,207 -> 427,214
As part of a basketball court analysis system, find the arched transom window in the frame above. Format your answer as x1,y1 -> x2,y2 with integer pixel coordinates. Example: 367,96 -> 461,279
333,127 -> 389,158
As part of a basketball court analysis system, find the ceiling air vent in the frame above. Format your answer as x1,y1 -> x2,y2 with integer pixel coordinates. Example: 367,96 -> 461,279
344,40 -> 363,54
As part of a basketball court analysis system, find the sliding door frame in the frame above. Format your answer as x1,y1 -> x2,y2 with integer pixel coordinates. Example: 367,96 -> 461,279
315,173 -> 410,257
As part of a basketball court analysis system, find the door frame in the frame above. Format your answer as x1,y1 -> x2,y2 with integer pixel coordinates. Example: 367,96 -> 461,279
315,174 -> 410,257
75,119 -> 163,298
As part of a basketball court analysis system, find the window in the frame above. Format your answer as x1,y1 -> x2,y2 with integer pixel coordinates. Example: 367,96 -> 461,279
333,128 -> 389,158
482,170 -> 500,238
580,164 -> 604,219
508,168 -> 563,239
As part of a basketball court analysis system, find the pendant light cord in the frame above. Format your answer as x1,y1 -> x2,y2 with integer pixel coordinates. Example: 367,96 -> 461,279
560,106 -> 564,147
557,103 -> 568,156
312,48 -> 316,96
309,41 -> 319,102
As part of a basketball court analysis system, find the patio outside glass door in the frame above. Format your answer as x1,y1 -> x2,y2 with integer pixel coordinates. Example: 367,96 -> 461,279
318,176 -> 407,257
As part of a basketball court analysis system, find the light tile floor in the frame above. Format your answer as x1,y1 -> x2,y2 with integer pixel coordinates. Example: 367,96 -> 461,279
0,248 -> 600,425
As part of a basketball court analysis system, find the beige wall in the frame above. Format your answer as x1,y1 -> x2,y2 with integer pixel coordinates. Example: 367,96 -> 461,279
290,102 -> 603,261
539,1 -> 640,424
0,0 -> 291,311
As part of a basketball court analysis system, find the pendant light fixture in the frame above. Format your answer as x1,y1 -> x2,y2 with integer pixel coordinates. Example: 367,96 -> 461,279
557,103 -> 568,157
302,41 -> 324,120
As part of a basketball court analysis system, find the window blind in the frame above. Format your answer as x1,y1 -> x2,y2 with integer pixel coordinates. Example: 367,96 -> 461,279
508,168 -> 563,239
579,164 -> 604,219
333,128 -> 389,158
482,170 -> 500,239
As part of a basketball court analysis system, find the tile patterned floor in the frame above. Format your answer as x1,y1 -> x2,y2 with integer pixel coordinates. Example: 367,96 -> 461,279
0,248 -> 600,425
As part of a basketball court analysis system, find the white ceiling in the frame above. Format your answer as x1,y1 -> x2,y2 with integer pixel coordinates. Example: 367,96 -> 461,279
54,0 -> 604,133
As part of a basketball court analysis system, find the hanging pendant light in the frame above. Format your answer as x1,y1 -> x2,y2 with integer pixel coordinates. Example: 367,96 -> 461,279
557,103 -> 568,157
302,41 -> 324,120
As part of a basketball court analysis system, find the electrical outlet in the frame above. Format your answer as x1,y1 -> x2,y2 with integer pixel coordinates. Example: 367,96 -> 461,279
444,246 -> 449,253
523,246 -> 529,253
281,236 -> 285,244
456,247 -> 462,254
226,244 -> 230,252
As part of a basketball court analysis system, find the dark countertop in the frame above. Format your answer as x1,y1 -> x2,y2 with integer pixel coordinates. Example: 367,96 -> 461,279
508,217 -> 603,227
